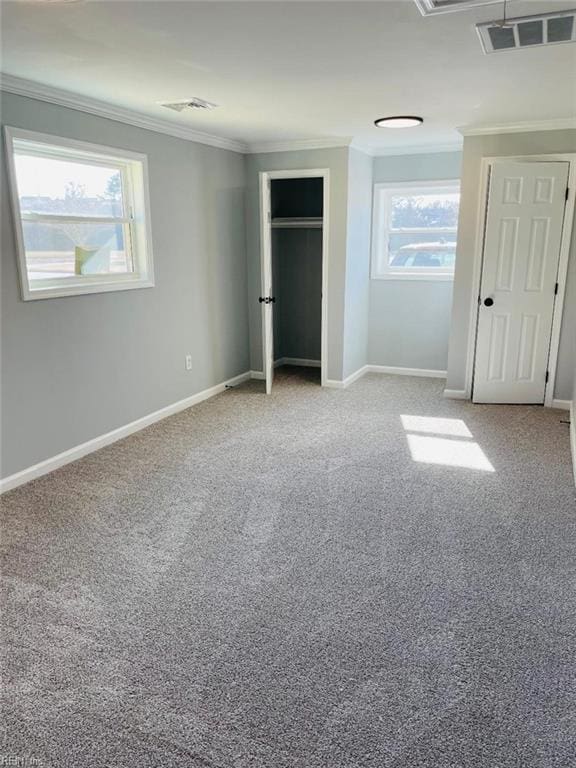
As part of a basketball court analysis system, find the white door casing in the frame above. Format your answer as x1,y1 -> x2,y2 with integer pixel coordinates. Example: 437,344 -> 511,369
473,161 -> 569,404
260,174 -> 274,394
259,168 -> 329,392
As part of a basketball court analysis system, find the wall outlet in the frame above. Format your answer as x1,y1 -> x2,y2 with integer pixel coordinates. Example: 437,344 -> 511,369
185,354 -> 192,371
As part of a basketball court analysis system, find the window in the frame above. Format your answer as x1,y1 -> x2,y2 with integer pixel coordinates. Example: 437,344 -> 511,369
371,180 -> 460,281
5,127 -> 154,300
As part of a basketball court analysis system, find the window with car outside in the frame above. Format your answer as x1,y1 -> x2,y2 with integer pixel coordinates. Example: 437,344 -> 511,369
5,127 -> 154,300
371,180 -> 460,280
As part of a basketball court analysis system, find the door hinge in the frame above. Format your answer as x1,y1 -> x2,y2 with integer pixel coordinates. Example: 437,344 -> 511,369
545,370 -> 549,383
259,296 -> 276,304
566,187 -> 570,202
554,282 -> 559,295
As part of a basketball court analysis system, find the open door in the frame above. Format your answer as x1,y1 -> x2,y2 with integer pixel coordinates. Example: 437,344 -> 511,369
259,169 -> 328,393
260,174 -> 274,394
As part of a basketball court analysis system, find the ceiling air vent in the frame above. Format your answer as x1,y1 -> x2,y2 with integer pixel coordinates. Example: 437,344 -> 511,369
477,9 -> 576,53
414,0 -> 500,16
159,98 -> 219,113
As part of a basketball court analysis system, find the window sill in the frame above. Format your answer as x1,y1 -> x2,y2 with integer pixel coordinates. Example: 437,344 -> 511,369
371,273 -> 455,282
22,276 -> 155,301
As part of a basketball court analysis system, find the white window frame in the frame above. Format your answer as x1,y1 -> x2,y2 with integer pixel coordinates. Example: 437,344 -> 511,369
4,126 -> 155,301
371,179 -> 460,282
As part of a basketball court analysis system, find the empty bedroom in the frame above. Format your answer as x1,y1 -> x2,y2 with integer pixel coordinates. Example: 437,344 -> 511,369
1,1 -> 575,766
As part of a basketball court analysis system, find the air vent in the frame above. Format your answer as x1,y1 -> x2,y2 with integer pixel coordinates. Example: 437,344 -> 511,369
159,98 -> 219,113
414,0 -> 500,16
477,9 -> 576,53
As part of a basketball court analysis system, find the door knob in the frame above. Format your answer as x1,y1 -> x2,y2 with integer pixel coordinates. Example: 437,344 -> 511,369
484,297 -> 494,307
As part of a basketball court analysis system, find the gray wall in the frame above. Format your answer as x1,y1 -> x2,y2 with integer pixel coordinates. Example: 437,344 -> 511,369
555,219 -> 576,400
272,229 -> 322,361
342,148 -> 372,378
245,148 -> 349,380
1,91 -> 249,478
368,151 -> 462,371
446,130 -> 576,399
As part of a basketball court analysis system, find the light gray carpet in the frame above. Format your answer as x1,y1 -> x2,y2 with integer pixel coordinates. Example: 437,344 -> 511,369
2,368 -> 575,768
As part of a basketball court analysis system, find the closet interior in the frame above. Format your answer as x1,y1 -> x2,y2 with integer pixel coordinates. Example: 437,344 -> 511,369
270,177 -> 323,378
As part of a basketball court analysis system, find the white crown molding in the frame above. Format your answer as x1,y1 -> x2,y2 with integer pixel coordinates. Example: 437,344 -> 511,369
246,137 -> 352,154
369,142 -> 463,157
12,72 -> 557,157
348,140 -> 376,156
459,118 -> 576,137
247,137 -> 463,157
0,73 -> 248,153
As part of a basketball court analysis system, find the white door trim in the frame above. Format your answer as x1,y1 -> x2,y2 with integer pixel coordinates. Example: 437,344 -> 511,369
258,168 -> 330,388
463,153 -> 576,407
571,400 -> 576,488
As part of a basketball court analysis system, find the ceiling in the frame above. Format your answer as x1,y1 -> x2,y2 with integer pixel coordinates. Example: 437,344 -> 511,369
1,0 -> 575,153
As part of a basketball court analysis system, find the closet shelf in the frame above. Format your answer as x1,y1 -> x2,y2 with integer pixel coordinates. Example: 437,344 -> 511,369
271,217 -> 323,229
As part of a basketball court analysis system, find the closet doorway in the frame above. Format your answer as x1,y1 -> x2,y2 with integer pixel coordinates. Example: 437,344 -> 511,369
259,169 -> 329,394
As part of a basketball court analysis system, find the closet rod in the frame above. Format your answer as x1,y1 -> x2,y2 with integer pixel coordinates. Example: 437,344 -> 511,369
271,217 -> 323,229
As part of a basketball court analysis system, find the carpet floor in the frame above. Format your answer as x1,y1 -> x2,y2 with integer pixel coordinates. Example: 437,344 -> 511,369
2,368 -> 575,768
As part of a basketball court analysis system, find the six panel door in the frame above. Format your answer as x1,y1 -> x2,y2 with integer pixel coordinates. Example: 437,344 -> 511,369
473,161 -> 569,404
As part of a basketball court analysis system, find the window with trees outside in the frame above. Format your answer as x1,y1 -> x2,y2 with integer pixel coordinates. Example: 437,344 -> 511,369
371,180 -> 460,280
5,127 -> 154,300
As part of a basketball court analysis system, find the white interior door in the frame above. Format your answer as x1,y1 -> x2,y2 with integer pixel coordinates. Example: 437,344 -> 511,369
473,161 -> 569,404
260,176 -> 274,394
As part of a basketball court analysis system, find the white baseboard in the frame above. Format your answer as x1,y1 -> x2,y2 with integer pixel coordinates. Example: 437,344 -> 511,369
261,362 -> 446,390
366,365 -> 447,379
274,357 -> 321,368
250,370 -> 266,380
443,389 -> 469,400
326,364 -> 447,390
325,365 -> 369,389
344,365 -> 370,387
551,399 -> 572,411
0,370 -> 252,494
442,393 -> 573,408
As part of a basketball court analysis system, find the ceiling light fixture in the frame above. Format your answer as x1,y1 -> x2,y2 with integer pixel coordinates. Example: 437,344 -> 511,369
374,116 -> 424,128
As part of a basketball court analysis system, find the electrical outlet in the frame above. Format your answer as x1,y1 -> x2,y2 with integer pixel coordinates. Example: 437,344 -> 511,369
185,354 -> 192,371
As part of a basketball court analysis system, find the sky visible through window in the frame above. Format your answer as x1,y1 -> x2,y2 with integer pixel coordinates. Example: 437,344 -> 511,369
390,192 -> 460,230
14,154 -> 119,200
14,152 -> 127,280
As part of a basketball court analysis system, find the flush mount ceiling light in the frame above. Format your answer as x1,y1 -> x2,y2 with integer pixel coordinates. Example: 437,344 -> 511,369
374,116 -> 424,128
159,98 -> 219,113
